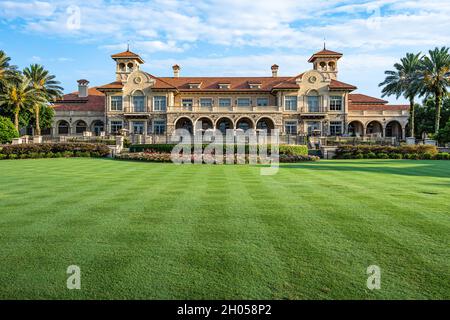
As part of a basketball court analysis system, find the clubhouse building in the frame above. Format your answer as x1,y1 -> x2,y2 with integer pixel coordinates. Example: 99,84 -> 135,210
52,48 -> 409,142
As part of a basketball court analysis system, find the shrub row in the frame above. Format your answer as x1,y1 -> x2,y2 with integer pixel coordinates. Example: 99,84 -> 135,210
0,143 -> 111,160
68,137 -> 132,147
129,144 -> 308,156
115,152 -> 318,163
335,145 -> 438,160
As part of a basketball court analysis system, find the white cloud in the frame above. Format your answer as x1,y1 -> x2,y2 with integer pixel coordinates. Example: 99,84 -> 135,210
0,1 -> 55,18
2,0 -> 449,53
30,55 -> 42,62
2,0 -> 446,103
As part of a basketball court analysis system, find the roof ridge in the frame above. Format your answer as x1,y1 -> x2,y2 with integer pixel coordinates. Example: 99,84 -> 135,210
144,72 -> 177,89
272,73 -> 303,88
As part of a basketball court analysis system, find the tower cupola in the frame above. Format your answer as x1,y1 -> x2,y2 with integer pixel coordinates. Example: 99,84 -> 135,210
308,46 -> 342,80
111,48 -> 145,81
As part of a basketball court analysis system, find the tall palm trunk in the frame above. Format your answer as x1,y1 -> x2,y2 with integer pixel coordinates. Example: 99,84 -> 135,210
34,103 -> 41,136
409,98 -> 415,138
435,92 -> 442,134
14,105 -> 19,132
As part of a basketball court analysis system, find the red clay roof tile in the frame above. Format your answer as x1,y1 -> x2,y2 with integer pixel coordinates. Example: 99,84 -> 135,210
53,87 -> 105,112
349,94 -> 388,104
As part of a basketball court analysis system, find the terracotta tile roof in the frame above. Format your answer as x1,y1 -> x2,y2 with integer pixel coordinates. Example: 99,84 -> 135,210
272,73 -> 302,89
53,87 -> 105,112
349,94 -> 388,104
156,76 -> 294,91
97,74 -> 177,90
95,74 -> 357,94
329,79 -> 357,90
111,50 -> 144,63
97,81 -> 123,90
349,104 -> 409,111
308,49 -> 343,62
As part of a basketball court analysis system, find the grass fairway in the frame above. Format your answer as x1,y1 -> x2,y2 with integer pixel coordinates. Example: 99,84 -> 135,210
0,158 -> 449,300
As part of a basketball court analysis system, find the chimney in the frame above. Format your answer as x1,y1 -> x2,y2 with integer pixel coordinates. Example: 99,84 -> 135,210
172,64 -> 180,78
77,79 -> 89,98
271,64 -> 279,77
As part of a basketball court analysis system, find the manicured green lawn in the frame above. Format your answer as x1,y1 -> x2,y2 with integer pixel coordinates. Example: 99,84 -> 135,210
0,158 -> 449,299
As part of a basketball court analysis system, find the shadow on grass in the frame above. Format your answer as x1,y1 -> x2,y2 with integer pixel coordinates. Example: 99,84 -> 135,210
277,160 -> 450,179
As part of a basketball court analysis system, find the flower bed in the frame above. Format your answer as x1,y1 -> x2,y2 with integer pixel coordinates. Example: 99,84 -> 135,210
129,144 -> 308,156
115,152 -> 319,163
335,144 -> 439,160
0,143 -> 111,160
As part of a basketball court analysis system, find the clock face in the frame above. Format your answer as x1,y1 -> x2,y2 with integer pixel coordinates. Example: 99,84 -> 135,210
134,76 -> 142,84
309,76 -> 317,83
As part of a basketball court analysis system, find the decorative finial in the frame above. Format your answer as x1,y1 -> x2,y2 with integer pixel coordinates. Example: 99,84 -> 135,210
127,40 -> 130,52
323,38 -> 326,50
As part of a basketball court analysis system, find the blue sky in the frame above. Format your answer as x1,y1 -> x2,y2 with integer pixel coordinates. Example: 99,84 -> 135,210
0,0 -> 449,103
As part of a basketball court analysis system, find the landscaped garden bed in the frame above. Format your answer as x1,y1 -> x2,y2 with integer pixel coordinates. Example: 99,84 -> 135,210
129,143 -> 309,156
0,143 -> 111,160
115,151 -> 319,163
334,144 -> 449,160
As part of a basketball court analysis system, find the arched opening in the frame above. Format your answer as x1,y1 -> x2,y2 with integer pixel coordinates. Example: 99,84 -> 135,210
256,117 -> 275,134
119,63 -> 125,72
127,62 -> 134,72
348,121 -> 364,137
328,61 -> 336,71
319,61 -> 327,71
91,120 -> 105,136
175,117 -> 193,134
58,121 -> 70,135
132,90 -> 145,112
216,117 -> 233,135
366,121 -> 383,137
236,117 -> 254,131
196,117 -> 214,131
385,121 -> 403,139
75,120 -> 88,134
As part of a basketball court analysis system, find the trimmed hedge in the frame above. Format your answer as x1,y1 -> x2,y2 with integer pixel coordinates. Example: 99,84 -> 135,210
335,145 -> 438,160
0,143 -> 111,160
68,137 -> 132,147
130,144 -> 308,156
435,153 -> 450,160
116,152 -> 318,163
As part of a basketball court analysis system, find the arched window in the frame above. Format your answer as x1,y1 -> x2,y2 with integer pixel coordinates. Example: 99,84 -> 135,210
91,120 -> 104,136
58,121 -> 70,135
119,63 -> 125,72
132,90 -> 145,112
75,120 -> 88,134
236,118 -> 253,131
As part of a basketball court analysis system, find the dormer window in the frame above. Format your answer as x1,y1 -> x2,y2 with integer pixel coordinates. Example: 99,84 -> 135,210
218,83 -> 230,89
249,82 -> 262,89
188,83 -> 201,89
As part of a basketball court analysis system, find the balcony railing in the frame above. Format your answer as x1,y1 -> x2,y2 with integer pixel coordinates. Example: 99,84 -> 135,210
166,105 -> 282,112
301,106 -> 328,113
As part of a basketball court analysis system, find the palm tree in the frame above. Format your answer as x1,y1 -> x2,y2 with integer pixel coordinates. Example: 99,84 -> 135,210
379,53 -> 422,138
417,47 -> 450,134
0,50 -> 17,88
23,64 -> 63,135
0,75 -> 41,131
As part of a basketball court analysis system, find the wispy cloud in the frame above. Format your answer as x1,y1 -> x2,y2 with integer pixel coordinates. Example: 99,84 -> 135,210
1,0 -> 447,102
2,0 -> 448,54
